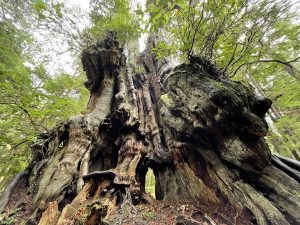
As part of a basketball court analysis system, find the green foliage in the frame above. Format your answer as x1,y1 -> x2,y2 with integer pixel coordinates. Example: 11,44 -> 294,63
0,21 -> 33,187
146,0 -> 300,158
264,71 -> 300,157
0,207 -> 22,224
146,0 -> 299,75
0,2 -> 89,192
52,2 -> 64,18
32,0 -> 64,19
32,0 -> 47,19
89,0 -> 141,44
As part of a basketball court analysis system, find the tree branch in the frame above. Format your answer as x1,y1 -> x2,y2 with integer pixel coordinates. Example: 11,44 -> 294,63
16,104 -> 50,132
232,57 -> 300,78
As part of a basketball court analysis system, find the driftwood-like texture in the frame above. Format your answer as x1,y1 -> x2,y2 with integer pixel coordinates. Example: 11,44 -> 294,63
1,34 -> 300,225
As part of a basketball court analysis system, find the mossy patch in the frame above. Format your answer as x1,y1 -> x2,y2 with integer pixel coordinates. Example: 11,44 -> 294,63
160,93 -> 175,108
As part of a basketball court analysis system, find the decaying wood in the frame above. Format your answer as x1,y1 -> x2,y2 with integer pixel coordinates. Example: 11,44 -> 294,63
2,33 -> 300,225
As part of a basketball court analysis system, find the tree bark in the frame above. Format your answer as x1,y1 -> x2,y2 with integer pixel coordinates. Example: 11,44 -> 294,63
2,33 -> 300,225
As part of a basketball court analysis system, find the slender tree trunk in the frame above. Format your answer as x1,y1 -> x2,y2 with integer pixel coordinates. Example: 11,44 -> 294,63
245,73 -> 300,160
2,34 -> 300,225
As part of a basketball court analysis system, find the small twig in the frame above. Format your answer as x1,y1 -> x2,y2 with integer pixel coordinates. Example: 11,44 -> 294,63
233,209 -> 242,225
213,211 -> 234,225
118,187 -> 138,225
17,104 -> 49,132
10,140 -> 29,151
204,214 -> 217,225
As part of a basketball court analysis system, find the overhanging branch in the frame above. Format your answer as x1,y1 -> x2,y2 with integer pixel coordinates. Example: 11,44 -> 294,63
232,57 -> 300,78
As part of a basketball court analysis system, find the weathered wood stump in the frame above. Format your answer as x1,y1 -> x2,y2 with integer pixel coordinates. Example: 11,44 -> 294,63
1,34 -> 299,225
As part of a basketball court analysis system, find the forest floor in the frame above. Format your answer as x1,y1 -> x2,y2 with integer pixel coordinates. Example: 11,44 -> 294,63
0,177 -> 34,225
1,178 -> 254,225
105,198 -> 254,225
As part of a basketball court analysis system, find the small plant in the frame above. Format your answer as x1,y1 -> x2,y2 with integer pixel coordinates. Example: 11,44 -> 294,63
0,207 -> 22,225
142,210 -> 156,220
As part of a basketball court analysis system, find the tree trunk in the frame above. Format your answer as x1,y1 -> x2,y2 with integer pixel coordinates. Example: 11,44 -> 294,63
2,34 -> 300,225
245,73 -> 300,160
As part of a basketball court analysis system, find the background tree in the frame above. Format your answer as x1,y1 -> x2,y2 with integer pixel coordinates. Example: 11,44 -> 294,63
145,0 -> 300,159
0,0 -> 89,193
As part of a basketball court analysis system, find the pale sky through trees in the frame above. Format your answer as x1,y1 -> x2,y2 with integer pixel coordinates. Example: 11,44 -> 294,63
37,0 -> 299,75
42,0 -> 147,75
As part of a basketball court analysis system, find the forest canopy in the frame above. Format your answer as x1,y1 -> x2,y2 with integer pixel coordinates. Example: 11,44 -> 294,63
0,0 -> 299,196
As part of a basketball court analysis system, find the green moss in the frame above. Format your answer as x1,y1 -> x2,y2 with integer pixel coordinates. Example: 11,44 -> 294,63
160,94 -> 175,108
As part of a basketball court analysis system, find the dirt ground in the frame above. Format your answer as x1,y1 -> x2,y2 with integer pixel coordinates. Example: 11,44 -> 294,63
0,177 -> 34,225
1,179 -> 255,225
106,198 -> 255,225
